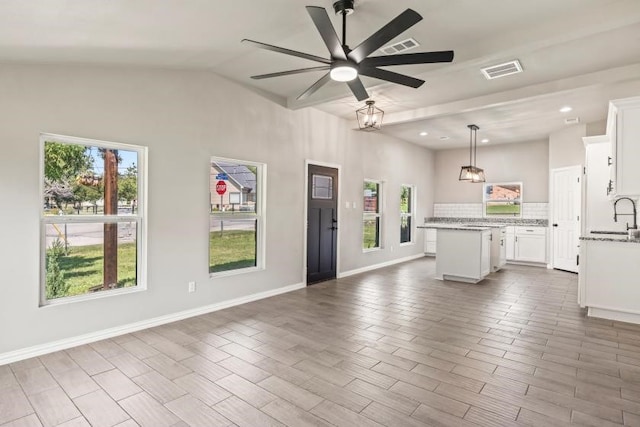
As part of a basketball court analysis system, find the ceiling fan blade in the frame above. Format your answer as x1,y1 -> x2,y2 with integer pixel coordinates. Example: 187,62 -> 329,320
297,72 -> 332,100
348,9 -> 422,63
306,6 -> 347,60
361,50 -> 454,67
347,77 -> 369,101
251,66 -> 330,80
359,67 -> 424,88
242,39 -> 331,64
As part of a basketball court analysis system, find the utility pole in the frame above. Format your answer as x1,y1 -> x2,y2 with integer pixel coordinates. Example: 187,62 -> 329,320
103,149 -> 118,289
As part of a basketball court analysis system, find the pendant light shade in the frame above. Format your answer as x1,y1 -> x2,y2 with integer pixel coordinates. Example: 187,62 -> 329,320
459,124 -> 485,183
356,100 -> 384,131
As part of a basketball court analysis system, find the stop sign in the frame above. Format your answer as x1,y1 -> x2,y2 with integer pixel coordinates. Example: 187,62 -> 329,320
215,180 -> 227,195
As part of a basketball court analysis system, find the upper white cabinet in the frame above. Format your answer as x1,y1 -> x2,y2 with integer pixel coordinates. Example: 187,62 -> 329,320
607,96 -> 640,197
582,135 -> 624,233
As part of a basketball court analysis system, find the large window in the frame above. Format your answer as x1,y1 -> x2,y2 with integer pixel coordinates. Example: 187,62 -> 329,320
40,134 -> 146,305
210,157 -> 265,275
400,185 -> 414,244
363,180 -> 382,250
483,182 -> 523,218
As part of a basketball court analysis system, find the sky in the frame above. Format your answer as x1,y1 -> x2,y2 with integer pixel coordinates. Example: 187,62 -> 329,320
88,146 -> 137,175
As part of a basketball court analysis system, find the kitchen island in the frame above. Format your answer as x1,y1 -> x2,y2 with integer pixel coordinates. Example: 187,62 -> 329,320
419,224 -> 492,283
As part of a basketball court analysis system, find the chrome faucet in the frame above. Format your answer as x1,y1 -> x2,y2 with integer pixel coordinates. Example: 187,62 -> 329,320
614,197 -> 637,230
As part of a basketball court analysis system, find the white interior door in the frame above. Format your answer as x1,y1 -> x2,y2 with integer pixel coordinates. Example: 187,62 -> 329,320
551,166 -> 582,272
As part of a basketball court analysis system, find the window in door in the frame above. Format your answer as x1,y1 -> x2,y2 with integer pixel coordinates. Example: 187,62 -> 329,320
400,184 -> 414,244
210,157 -> 265,275
363,180 -> 382,250
40,134 -> 147,305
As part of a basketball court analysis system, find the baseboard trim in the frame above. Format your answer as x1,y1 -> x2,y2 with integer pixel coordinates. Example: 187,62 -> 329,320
0,282 -> 305,366
338,254 -> 425,278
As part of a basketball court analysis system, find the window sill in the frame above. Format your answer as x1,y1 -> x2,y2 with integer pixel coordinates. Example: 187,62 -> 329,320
40,285 -> 146,308
399,242 -> 414,247
362,247 -> 381,253
210,266 -> 264,279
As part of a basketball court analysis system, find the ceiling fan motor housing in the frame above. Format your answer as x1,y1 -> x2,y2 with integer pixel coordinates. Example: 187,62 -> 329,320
333,0 -> 354,15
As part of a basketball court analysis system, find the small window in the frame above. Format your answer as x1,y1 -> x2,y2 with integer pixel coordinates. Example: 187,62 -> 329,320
210,157 -> 265,275
312,174 -> 333,200
40,134 -> 146,305
400,185 -> 414,244
483,182 -> 523,217
363,180 -> 382,250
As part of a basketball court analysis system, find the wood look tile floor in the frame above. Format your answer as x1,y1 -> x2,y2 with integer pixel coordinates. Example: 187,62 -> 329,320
3,259 -> 640,426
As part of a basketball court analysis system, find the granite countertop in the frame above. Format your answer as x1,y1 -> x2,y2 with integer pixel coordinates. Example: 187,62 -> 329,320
580,234 -> 640,244
417,223 -> 491,231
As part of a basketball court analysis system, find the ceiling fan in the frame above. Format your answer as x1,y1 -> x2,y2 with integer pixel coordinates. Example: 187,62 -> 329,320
242,0 -> 454,102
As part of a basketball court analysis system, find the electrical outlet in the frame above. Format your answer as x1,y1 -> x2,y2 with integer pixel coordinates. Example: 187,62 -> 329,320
188,281 -> 196,293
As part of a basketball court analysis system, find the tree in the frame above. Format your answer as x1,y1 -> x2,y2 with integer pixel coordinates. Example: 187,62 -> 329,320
44,142 -> 93,182
118,165 -> 137,203
45,239 -> 69,299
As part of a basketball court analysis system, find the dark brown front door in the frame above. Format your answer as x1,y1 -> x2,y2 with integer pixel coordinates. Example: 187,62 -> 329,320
307,164 -> 338,284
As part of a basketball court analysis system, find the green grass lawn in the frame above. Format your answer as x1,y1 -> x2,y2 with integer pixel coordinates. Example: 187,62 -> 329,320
363,219 -> 379,249
54,243 -> 137,297
47,230 -> 257,298
209,229 -> 256,273
486,203 -> 521,215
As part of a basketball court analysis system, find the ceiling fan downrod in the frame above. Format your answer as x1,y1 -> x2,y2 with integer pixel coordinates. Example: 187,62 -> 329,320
333,0 -> 354,48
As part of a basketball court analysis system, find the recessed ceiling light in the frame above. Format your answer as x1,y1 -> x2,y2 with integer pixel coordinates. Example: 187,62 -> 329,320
481,138 -> 489,144
439,136 -> 450,140
419,131 -> 428,136
559,106 -> 573,113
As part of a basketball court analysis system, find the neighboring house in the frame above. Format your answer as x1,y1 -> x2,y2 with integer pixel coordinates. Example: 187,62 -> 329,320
210,161 -> 256,211
489,185 -> 520,200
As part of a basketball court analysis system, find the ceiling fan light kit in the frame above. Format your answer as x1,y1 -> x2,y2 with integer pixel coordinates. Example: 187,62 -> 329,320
459,124 -> 486,183
242,1 -> 454,101
330,61 -> 358,81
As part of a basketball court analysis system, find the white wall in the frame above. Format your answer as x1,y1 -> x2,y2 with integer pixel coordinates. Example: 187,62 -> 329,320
0,64 -> 434,357
433,140 -> 549,203
549,124 -> 586,170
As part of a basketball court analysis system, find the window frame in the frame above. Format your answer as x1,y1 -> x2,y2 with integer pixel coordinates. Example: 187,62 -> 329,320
39,133 -> 148,307
209,156 -> 266,278
363,179 -> 383,252
483,181 -> 523,218
400,184 -> 415,245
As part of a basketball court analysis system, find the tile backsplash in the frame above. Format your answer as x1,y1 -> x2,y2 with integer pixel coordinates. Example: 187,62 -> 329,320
433,203 -> 548,220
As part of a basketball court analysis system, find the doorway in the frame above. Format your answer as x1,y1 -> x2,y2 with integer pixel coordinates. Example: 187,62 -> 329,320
306,164 -> 338,284
551,165 -> 582,273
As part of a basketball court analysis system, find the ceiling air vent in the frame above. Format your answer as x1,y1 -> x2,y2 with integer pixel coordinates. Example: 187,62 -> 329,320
380,38 -> 420,55
565,117 -> 580,125
481,60 -> 523,80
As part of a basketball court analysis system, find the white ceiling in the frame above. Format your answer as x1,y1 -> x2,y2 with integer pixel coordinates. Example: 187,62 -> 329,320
1,0 -> 640,149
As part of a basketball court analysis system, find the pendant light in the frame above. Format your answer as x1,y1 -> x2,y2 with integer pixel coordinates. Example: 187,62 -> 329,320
459,124 -> 485,183
356,100 -> 384,131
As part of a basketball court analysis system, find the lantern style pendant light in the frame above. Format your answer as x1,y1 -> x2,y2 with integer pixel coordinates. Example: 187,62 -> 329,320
459,124 -> 485,183
356,100 -> 384,131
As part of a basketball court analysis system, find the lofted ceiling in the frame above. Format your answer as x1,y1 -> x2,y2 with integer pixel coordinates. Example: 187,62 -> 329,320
1,0 -> 640,149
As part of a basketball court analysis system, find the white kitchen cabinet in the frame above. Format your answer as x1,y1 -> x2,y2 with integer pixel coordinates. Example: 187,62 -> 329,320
582,136 -> 623,233
424,228 -> 437,256
514,226 -> 546,263
607,96 -> 640,197
505,226 -> 547,263
436,228 -> 491,283
505,226 -> 515,260
580,238 -> 640,324
490,227 -> 507,272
